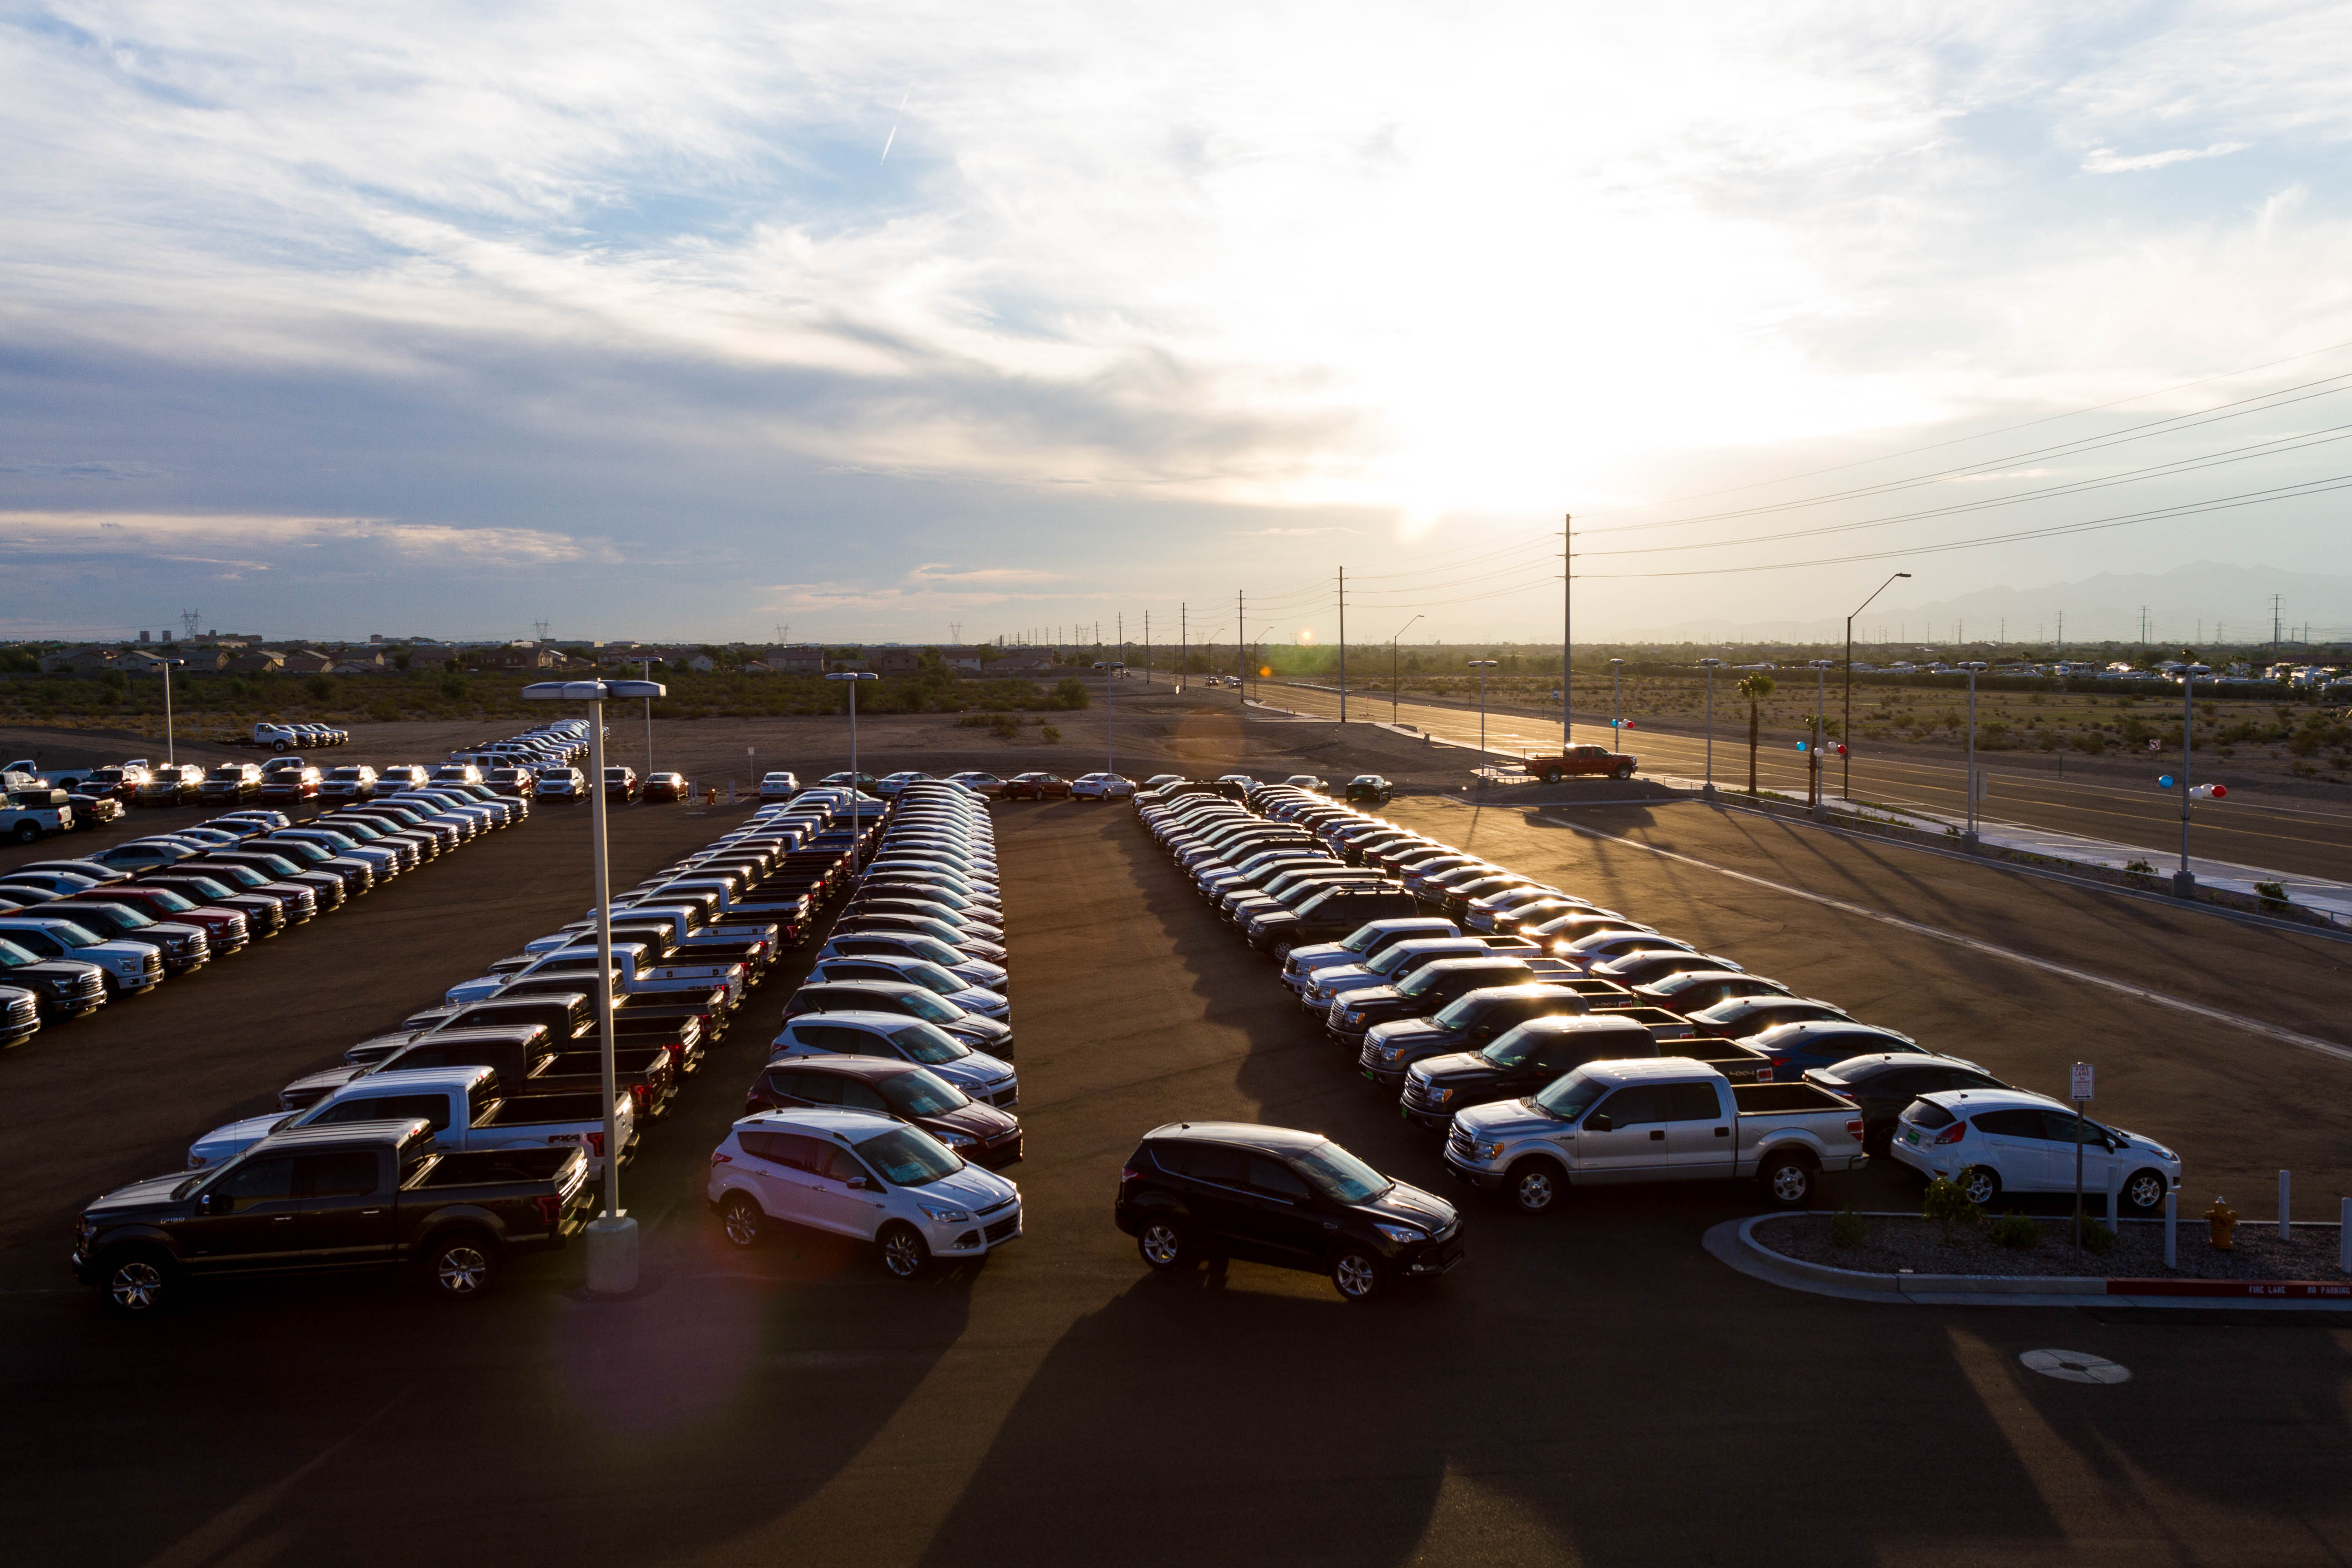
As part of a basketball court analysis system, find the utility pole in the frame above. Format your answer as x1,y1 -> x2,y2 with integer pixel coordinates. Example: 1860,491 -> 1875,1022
1143,611 -> 1150,690
1180,603 -> 1186,694
1338,566 -> 1347,723
1561,513 -> 1573,750
2273,593 -> 2283,651
1238,589 -> 1245,701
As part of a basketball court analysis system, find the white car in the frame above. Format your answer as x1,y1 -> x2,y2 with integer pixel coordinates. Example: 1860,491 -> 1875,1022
876,771 -> 933,798
945,771 -> 1005,798
708,1107 -> 1022,1277
769,1011 -> 1017,1107
759,771 -> 801,800
535,767 -> 585,800
1888,1088 -> 2179,1215
1069,772 -> 1137,800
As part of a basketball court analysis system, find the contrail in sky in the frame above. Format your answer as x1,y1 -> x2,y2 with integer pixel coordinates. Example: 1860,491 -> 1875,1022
882,90 -> 907,161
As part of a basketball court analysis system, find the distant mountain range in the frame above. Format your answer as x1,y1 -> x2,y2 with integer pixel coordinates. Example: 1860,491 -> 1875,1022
1633,562 -> 2352,647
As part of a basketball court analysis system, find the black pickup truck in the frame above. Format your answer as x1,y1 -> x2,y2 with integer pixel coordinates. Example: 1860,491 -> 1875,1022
485,972 -> 731,1048
280,1022 -> 679,1117
73,1118 -> 594,1314
404,989 -> 710,1072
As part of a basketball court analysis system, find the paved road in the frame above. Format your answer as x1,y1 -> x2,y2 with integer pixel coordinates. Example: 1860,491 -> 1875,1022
6,790 -> 2350,1565
1258,680 -> 2352,886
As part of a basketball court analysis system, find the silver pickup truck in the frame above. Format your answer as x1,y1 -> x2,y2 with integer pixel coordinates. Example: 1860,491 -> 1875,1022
1443,1056 -> 1866,1212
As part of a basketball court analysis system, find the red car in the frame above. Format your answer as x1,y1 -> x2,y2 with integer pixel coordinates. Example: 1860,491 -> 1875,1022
1522,743 -> 1637,783
1002,772 -> 1070,800
53,887 -> 252,956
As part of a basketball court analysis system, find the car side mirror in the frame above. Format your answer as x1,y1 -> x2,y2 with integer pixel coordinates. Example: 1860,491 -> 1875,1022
198,1191 -> 228,1215
1584,1112 -> 1612,1132
845,1176 -> 872,1191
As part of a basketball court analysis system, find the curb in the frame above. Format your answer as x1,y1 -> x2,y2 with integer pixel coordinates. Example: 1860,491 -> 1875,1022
1707,1216 -> 2352,1311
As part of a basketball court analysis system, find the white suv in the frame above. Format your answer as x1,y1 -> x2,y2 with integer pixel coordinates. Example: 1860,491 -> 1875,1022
708,1107 -> 1022,1277
1888,1087 -> 2180,1215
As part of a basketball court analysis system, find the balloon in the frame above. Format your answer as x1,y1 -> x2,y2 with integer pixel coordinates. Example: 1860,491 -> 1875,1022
2157,774 -> 2175,789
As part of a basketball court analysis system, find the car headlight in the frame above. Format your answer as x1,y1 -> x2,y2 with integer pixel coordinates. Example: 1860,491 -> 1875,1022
1374,1224 -> 1424,1245
1478,1141 -> 1506,1161
919,1202 -> 972,1222
934,1131 -> 976,1148
1342,1010 -> 1363,1024
1426,1087 -> 1454,1105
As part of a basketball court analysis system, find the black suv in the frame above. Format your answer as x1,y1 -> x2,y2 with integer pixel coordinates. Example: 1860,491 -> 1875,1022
1344,775 -> 1393,804
1326,956 -> 1539,1046
1803,1052 -> 2010,1154
1115,1122 -> 1463,1300
1401,1014 -> 1662,1130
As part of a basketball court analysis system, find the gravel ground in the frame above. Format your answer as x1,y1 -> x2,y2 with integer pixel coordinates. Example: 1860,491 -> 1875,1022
1757,1211 -> 2352,1279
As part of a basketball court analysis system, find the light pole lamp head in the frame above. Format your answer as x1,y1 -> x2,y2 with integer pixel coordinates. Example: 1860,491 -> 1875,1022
1608,657 -> 1625,669
1699,657 -> 1721,669
521,679 -> 666,702
1960,662 -> 1988,673
1809,659 -> 1833,670
823,671 -> 878,683
1466,660 -> 1499,669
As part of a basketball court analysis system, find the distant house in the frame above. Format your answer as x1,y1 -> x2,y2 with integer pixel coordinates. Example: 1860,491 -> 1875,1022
770,645 -> 826,675
277,650 -> 336,675
945,647 -> 986,672
223,652 -> 286,676
38,647 -> 118,676
993,649 -> 1058,675
873,649 -> 925,676
740,661 -> 776,675
475,646 -> 568,672
685,653 -> 717,674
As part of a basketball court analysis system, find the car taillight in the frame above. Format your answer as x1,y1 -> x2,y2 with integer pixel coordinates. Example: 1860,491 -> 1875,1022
1120,1167 -> 1140,1185
629,1084 -> 648,1111
586,1132 -> 605,1156
1846,1119 -> 1864,1142
1933,1123 -> 1966,1145
711,1150 -> 733,1165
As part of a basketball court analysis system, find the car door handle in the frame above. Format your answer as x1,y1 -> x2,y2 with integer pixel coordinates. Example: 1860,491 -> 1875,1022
273,1215 -> 295,1222
1649,1129 -> 1665,1141
361,1209 -> 383,1215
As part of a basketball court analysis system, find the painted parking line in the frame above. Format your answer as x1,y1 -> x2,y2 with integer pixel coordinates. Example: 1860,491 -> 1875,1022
1535,814 -> 2352,1067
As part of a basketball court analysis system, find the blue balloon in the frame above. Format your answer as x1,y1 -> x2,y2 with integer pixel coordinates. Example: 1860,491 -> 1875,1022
1795,740 -> 1809,752
2157,774 -> 2176,789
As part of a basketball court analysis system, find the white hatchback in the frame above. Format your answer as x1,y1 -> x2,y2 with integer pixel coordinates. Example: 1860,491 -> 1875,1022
1887,1088 -> 2180,1215
709,1107 -> 1022,1276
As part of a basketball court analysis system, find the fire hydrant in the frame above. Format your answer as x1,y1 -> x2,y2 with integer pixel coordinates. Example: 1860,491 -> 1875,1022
704,787 -> 718,807
2205,1196 -> 2239,1251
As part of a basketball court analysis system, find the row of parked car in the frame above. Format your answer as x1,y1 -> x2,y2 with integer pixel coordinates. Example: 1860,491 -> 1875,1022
0,774 -> 532,1047
713,779 -> 1029,1280
1133,779 -> 2184,1224
68,775 -> 887,1315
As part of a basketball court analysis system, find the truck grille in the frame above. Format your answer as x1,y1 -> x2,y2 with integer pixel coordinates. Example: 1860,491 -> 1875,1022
1447,1126 -> 1477,1162
1401,1076 -> 1431,1109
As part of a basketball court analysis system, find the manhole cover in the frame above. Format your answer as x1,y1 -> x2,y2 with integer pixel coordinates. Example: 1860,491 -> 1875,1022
2020,1349 -> 2131,1384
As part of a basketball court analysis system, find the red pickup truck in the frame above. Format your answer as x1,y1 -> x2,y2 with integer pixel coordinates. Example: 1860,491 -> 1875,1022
1521,744 -> 1637,783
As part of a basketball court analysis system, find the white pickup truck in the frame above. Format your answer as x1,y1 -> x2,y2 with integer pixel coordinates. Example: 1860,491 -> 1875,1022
443,940 -> 748,1009
187,1063 -> 637,1175
1443,1056 -> 1867,1212
3,787 -> 78,844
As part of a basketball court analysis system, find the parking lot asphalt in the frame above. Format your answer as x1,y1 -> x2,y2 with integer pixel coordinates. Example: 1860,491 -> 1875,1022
7,791 -> 2352,1566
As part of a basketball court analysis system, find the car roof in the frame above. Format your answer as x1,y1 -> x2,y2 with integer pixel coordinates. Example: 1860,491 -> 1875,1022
738,1105 -> 901,1136
252,1118 -> 432,1152
1584,1056 -> 1720,1081
1144,1121 -> 1325,1152
784,1009 -> 927,1030
760,1054 -> 915,1082
1812,1051 -> 1984,1082
1919,1086 -> 2063,1113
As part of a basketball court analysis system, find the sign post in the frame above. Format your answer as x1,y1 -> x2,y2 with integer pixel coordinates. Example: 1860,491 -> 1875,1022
2071,1061 -> 2094,1265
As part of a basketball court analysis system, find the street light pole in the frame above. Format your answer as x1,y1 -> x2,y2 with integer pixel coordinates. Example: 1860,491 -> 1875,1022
2177,656 -> 2207,896
1960,662 -> 1988,847
1106,661 -> 1125,774
157,658 -> 185,765
642,657 -> 654,777
1608,657 -> 1624,741
1808,658 -> 1833,811
825,670 -> 879,848
1699,659 -> 1721,795
1468,659 -> 1499,778
1844,571 -> 1911,801
520,677 -> 665,1296
1389,615 -> 1422,724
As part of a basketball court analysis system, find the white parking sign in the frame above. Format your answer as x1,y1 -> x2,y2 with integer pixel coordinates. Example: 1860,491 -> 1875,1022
2070,1062 -> 2095,1102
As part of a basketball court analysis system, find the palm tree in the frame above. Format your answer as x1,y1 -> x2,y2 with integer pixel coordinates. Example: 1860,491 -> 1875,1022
1736,673 -> 1775,794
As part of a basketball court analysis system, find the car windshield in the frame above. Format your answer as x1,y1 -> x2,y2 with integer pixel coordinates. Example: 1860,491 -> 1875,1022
1433,995 -> 1485,1029
138,889 -> 197,912
1532,1069 -> 1611,1121
0,938 -> 42,965
1396,965 -> 1464,997
888,1023 -> 970,1063
1479,1024 -> 1552,1066
1289,1141 -> 1390,1204
902,937 -> 962,966
34,921 -> 103,948
1367,945 -> 1432,975
208,864 -> 265,887
855,1126 -> 962,1186
881,1068 -> 969,1117
87,902 -> 154,927
901,961 -> 966,994
898,991 -> 962,1024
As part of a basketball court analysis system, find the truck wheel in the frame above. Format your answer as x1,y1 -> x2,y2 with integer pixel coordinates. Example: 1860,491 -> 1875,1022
1137,1218 -> 1189,1271
11,821 -> 39,843
1761,1153 -> 1816,1207
424,1232 -> 499,1299
720,1193 -> 764,1248
99,1250 -> 175,1316
877,1222 -> 930,1279
2120,1168 -> 2168,1216
1958,1166 -> 2001,1207
1541,769 -> 1563,785
271,740 -> 289,753
1331,1246 -> 1383,1301
1506,1157 -> 1563,1215
1612,763 -> 1635,780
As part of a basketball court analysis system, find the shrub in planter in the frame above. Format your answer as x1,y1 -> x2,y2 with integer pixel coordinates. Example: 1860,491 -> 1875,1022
2073,1217 -> 2117,1255
1829,1209 -> 1866,1248
1989,1212 -> 2039,1250
1921,1176 -> 1983,1244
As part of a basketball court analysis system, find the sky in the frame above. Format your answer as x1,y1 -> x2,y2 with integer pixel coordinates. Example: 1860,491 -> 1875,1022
4,0 -> 2352,647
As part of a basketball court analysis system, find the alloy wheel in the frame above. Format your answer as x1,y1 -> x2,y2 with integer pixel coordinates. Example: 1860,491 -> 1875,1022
882,1227 -> 926,1278
108,1259 -> 165,1313
436,1246 -> 490,1295
1333,1251 -> 1379,1299
1140,1221 -> 1183,1268
1768,1161 -> 1812,1205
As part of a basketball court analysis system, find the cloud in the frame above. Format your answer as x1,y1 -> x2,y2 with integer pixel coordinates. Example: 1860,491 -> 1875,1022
1226,525 -> 1361,537
0,511 -> 614,568
2082,143 -> 2250,174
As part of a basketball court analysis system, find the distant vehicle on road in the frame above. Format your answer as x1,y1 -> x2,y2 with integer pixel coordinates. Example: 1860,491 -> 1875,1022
1343,775 -> 1393,805
1520,744 -> 1637,784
